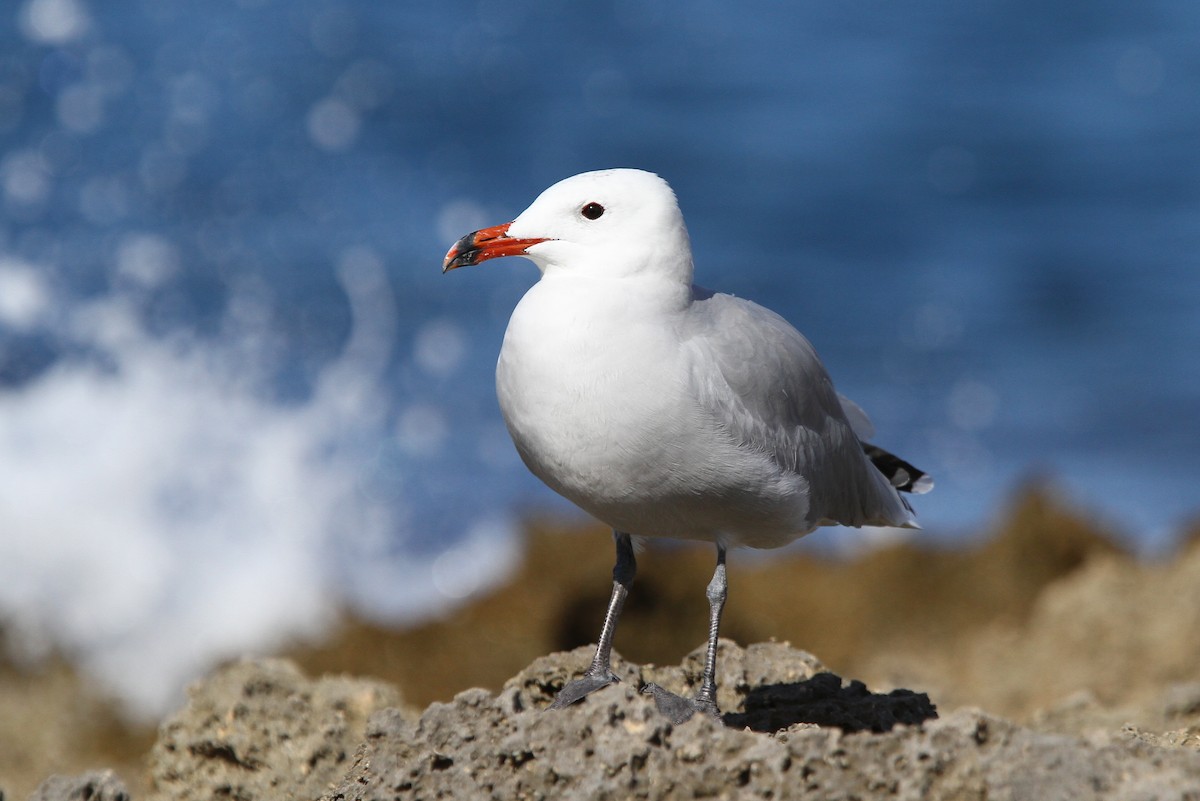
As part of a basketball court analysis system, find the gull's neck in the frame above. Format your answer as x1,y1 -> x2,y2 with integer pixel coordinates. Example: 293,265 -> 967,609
536,268 -> 695,317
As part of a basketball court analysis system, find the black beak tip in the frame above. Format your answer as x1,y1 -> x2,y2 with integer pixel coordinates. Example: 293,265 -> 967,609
442,231 -> 480,273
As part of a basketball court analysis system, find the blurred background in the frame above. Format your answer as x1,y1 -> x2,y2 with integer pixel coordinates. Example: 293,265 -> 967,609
0,0 -> 1197,722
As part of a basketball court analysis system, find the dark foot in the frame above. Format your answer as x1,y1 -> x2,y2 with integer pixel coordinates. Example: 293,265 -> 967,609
549,670 -> 620,710
642,683 -> 721,724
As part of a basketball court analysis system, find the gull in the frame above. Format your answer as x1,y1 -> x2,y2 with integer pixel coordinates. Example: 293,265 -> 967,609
443,168 -> 932,723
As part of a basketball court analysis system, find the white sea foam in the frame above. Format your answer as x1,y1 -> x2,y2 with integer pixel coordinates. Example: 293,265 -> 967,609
0,248 -> 519,719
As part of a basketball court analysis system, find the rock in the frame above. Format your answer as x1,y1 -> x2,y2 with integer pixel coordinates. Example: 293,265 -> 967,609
937,539 -> 1200,720
147,658 -> 411,801
325,641 -> 1200,800
27,770 -> 129,801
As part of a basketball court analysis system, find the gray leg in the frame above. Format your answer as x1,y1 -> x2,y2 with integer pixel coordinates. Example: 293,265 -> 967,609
549,531 -> 635,709
695,544 -> 727,711
644,544 -> 726,723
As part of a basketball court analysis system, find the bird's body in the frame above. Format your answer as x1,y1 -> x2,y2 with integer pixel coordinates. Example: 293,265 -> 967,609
444,168 -> 931,721
497,276 -> 914,548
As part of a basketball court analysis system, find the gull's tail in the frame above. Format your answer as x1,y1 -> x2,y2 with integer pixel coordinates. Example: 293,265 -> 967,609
862,444 -> 934,495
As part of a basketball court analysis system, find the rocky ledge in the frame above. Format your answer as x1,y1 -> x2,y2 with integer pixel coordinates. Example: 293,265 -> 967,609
29,639 -> 1200,800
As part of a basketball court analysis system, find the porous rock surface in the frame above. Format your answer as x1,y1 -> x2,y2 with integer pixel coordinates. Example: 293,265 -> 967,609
29,641 -> 1200,800
146,658 -> 410,801
27,770 -> 130,801
324,642 -> 1200,800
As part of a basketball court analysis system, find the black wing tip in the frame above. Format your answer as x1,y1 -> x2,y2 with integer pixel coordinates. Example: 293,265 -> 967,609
863,444 -> 934,495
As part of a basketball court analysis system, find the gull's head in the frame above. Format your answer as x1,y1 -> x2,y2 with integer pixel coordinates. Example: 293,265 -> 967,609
443,169 -> 692,283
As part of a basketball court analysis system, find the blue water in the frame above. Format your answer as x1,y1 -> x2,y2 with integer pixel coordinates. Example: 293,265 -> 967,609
0,0 -> 1197,714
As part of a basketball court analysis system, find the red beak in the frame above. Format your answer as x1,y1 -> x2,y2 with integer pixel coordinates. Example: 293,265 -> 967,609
442,223 -> 550,273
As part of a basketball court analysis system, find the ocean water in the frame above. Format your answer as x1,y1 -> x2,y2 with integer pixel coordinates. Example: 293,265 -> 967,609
0,0 -> 1197,716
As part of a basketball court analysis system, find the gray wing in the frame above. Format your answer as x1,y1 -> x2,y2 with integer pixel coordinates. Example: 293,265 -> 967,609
680,288 -> 915,530
837,393 -> 875,440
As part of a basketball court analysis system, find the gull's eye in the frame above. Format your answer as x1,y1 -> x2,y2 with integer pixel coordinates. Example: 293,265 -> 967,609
581,202 -> 605,220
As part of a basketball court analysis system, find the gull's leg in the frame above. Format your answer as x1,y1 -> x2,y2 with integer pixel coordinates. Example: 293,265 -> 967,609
694,543 -> 726,714
549,530 -> 635,709
644,544 -> 726,723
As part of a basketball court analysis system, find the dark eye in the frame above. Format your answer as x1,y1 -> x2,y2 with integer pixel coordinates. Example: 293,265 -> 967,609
581,202 -> 605,220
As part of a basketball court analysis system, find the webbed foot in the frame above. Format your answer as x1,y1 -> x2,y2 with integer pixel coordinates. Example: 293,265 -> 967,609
642,682 -> 721,724
549,670 -> 620,709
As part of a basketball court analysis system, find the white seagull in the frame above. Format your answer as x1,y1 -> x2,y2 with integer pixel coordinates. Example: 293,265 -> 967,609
443,168 -> 932,723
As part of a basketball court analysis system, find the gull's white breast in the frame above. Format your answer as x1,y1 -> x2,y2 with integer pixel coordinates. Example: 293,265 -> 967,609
496,274 -> 813,547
